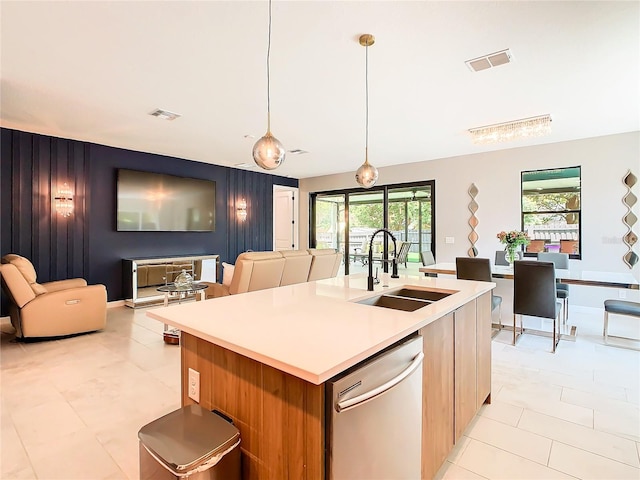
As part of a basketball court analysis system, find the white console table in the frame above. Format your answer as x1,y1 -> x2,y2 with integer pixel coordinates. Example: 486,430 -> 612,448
122,254 -> 218,308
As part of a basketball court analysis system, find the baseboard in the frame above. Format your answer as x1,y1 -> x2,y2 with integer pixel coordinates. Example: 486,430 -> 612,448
107,300 -> 125,308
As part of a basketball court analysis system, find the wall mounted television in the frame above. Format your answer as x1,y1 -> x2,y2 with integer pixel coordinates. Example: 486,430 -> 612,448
116,169 -> 215,232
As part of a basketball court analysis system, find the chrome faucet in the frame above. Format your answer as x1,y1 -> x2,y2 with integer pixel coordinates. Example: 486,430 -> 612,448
368,228 -> 399,291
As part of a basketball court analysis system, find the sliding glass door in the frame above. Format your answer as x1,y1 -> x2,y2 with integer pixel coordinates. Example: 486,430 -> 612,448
311,180 -> 435,275
388,186 -> 433,264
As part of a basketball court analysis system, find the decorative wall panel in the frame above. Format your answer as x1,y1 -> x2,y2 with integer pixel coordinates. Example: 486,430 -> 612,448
467,183 -> 479,257
622,170 -> 638,268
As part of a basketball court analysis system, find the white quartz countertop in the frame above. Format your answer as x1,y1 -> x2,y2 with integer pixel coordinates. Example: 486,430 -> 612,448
146,273 -> 494,385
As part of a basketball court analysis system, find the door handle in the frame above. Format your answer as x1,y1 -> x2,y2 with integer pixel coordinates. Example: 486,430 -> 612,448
336,351 -> 424,413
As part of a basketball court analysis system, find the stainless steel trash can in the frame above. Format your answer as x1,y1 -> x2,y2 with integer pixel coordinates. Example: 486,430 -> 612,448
138,404 -> 241,480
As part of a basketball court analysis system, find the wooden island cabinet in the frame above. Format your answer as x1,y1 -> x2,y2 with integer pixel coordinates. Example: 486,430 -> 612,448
149,274 -> 494,479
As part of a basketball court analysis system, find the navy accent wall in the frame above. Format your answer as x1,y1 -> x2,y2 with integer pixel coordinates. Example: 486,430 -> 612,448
1,128 -> 297,312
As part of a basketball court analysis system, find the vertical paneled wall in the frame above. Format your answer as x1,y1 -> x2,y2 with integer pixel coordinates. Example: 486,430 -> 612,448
0,129 -> 90,282
1,128 -> 297,312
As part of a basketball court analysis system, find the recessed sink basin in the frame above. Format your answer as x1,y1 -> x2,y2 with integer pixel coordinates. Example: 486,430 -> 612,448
391,288 -> 452,302
356,294 -> 429,312
354,287 -> 457,312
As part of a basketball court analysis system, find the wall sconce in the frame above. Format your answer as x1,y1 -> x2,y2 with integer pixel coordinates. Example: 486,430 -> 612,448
237,198 -> 247,222
54,182 -> 74,217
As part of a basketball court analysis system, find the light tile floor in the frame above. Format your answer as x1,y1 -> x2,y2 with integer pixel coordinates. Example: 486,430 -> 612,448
1,304 -> 639,479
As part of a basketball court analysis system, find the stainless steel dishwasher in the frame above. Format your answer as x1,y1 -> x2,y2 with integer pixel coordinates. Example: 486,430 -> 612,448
326,334 -> 424,479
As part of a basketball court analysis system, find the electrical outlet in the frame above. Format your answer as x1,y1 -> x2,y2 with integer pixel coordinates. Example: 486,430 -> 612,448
188,368 -> 200,403
445,236 -> 455,244
619,289 -> 627,299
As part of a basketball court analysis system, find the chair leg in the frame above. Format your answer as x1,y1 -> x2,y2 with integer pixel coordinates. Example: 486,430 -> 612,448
512,314 -> 523,345
603,310 -> 609,344
552,315 -> 558,353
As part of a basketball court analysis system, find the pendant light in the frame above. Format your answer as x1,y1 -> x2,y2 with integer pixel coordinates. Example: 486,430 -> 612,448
355,34 -> 379,189
253,0 -> 285,170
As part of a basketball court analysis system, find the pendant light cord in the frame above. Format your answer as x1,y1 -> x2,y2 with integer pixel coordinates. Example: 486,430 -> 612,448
266,0 -> 273,133
365,44 -> 369,164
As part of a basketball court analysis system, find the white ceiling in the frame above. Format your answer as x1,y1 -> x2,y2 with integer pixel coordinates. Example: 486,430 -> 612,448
1,1 -> 638,180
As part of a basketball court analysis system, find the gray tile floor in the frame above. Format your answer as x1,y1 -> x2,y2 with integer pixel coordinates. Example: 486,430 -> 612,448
1,299 -> 638,479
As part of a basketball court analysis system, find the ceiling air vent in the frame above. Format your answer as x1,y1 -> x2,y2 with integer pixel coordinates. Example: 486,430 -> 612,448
149,108 -> 181,121
234,163 -> 257,170
465,49 -> 513,72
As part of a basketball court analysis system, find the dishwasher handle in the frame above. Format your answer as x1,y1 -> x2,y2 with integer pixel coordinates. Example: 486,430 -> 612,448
336,351 -> 424,413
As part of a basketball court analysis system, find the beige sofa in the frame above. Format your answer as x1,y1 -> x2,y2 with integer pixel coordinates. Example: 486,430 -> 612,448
204,249 -> 342,299
0,254 -> 107,339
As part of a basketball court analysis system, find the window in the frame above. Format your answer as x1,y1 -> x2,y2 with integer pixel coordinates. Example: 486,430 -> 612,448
521,167 -> 581,259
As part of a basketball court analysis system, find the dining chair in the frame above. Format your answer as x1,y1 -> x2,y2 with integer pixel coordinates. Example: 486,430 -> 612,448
526,239 -> 546,253
419,250 -> 435,277
537,252 -> 570,324
560,239 -> 579,254
395,241 -> 412,268
513,260 -> 563,353
494,250 -> 509,266
456,257 -> 502,331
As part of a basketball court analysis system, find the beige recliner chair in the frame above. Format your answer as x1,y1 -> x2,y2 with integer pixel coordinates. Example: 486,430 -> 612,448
0,254 -> 107,339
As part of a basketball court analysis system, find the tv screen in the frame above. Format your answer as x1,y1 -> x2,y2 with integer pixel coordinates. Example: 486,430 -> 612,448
116,169 -> 215,232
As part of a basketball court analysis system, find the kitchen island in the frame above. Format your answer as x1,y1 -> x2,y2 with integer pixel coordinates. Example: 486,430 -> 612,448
147,273 -> 495,479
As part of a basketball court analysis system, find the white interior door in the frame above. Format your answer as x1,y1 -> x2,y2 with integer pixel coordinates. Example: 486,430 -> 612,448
273,186 -> 298,250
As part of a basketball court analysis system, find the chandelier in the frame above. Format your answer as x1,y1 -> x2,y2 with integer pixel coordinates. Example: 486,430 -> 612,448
468,114 -> 552,145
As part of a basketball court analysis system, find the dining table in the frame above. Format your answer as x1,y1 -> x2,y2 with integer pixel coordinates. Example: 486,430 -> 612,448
419,262 -> 639,344
419,263 -> 639,289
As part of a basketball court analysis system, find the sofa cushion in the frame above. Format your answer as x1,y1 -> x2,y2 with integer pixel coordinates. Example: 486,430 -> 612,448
222,262 -> 235,287
230,251 -> 285,295
1,254 -> 46,296
307,249 -> 342,281
279,250 -> 312,286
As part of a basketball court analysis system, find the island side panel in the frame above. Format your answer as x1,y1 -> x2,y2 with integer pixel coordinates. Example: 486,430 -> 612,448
454,299 -> 478,442
181,332 -> 325,480
420,313 -> 455,480
476,291 -> 492,406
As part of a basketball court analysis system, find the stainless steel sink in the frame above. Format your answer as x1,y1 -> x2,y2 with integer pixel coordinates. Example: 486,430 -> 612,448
356,294 -> 429,312
391,288 -> 451,303
355,287 -> 456,312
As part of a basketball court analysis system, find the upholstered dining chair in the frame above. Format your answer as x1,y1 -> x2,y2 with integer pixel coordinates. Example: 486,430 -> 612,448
494,250 -> 509,266
420,250 -> 436,276
456,257 -> 502,331
560,239 -> 579,254
0,254 -> 107,339
537,252 -> 570,324
513,260 -> 563,353
526,239 -> 546,253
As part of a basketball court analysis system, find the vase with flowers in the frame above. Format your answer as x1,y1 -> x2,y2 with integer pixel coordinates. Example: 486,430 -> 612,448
497,230 -> 530,266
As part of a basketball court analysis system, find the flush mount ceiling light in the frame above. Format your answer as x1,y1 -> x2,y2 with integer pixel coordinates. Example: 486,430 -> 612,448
149,108 -> 181,121
465,48 -> 513,72
355,34 -> 379,189
252,0 -> 286,170
468,114 -> 552,144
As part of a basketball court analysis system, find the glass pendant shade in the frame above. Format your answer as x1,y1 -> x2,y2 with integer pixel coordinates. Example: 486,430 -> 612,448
355,161 -> 379,189
253,132 -> 285,170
